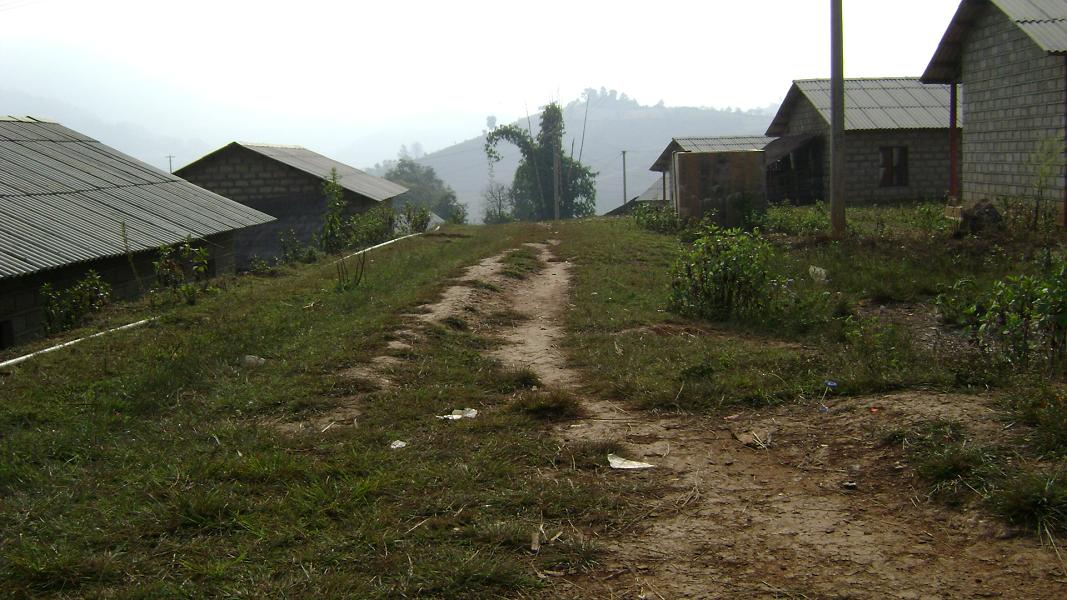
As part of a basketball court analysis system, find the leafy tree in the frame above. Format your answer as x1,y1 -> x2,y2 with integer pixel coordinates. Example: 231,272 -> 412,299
385,158 -> 468,224
484,102 -> 596,221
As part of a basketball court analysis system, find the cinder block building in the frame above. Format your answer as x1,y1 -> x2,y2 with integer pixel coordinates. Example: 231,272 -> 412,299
650,136 -> 774,223
922,0 -> 1066,212
765,78 -> 957,205
0,117 -> 273,349
176,143 -> 407,268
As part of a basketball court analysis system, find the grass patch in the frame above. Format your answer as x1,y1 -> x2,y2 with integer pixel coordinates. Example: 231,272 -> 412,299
501,247 -> 543,280
511,390 -> 585,422
467,279 -> 501,292
495,367 -> 542,393
0,222 -> 645,597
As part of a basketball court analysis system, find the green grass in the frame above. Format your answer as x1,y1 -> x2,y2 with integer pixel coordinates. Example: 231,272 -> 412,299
500,247 -> 543,280
0,223 -> 646,598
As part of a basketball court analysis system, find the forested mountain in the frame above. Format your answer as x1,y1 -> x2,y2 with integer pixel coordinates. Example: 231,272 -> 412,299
409,89 -> 777,221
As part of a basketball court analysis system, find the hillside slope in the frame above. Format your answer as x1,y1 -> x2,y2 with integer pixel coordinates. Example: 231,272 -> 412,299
416,90 -> 775,221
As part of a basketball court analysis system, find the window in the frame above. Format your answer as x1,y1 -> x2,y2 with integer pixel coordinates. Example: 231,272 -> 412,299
880,146 -> 908,187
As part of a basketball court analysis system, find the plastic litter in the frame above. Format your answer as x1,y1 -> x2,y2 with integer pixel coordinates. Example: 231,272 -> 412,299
240,355 -> 266,368
607,454 -> 654,470
389,440 -> 408,450
809,265 -> 828,284
437,408 -> 478,420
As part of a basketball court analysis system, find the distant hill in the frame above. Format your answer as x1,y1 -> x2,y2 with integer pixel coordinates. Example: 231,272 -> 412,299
412,89 -> 777,221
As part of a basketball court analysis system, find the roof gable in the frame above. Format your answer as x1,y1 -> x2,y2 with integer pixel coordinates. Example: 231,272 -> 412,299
923,0 -> 1067,83
766,78 -> 951,136
228,143 -> 407,202
650,136 -> 775,171
0,117 -> 274,280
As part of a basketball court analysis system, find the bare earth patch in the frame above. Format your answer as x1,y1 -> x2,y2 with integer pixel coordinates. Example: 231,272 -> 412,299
284,239 -> 1066,597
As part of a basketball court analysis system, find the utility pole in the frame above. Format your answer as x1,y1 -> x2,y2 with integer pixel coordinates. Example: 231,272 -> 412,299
553,145 -> 561,221
621,150 -> 628,207
166,155 -> 175,174
830,0 -> 846,237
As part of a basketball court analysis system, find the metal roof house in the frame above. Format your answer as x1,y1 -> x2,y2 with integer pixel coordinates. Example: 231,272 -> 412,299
604,180 -> 667,217
176,143 -> 407,268
922,0 -> 1067,215
765,78 -> 956,205
649,136 -> 773,223
0,117 -> 274,348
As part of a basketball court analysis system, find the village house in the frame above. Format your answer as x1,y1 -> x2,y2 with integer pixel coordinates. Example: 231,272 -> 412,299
176,143 -> 408,268
922,0 -> 1067,215
765,78 -> 956,205
0,117 -> 274,349
604,181 -> 667,216
649,136 -> 774,222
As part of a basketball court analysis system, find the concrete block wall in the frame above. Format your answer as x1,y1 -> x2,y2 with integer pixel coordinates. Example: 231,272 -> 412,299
179,146 -> 380,268
843,130 -> 953,203
960,4 -> 1066,204
0,231 -> 236,349
778,96 -> 952,204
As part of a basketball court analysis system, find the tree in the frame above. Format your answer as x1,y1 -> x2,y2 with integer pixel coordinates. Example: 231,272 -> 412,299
484,102 -> 596,221
384,158 -> 468,224
482,182 -> 514,224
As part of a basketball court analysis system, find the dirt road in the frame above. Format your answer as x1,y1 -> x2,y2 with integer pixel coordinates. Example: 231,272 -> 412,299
379,241 -> 1067,598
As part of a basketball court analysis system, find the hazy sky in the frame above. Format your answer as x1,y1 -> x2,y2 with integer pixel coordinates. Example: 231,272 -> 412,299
1,0 -> 962,167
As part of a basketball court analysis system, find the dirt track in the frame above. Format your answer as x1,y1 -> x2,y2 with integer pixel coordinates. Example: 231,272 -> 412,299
361,241 -> 1067,598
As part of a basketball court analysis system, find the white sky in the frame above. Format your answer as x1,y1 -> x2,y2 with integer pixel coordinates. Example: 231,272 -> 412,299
0,0 -> 962,166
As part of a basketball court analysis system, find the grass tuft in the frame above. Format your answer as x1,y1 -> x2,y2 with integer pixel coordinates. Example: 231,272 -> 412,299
511,390 -> 585,421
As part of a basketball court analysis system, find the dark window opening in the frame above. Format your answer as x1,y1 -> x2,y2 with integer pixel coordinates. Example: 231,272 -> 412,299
0,320 -> 13,350
880,146 -> 909,187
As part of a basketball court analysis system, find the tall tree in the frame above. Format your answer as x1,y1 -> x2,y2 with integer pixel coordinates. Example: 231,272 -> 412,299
385,158 -> 468,224
484,103 -> 596,221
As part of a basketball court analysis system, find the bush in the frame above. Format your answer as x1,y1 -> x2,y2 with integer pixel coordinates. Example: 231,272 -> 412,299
401,203 -> 431,234
668,225 -> 776,321
758,201 -> 829,236
278,229 -> 317,265
939,263 -> 1067,372
152,238 -> 212,305
633,203 -> 682,234
348,204 -> 397,249
40,271 -> 112,333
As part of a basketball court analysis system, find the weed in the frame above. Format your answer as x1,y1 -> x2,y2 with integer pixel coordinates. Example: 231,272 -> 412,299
468,279 -> 501,292
990,470 -> 1067,534
40,270 -> 112,333
633,202 -> 683,234
511,390 -> 584,421
495,367 -> 541,392
501,247 -> 542,279
441,316 -> 469,331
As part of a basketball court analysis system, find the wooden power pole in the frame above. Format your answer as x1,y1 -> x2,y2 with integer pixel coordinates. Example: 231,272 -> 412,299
621,150 -> 628,207
830,0 -> 846,237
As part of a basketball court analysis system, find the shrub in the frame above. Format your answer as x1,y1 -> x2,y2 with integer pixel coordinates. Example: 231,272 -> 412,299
40,271 -> 112,333
152,238 -> 212,305
401,203 -> 431,234
633,203 -> 682,234
939,263 -> 1067,372
668,225 -> 776,321
348,204 -> 397,249
320,169 -> 348,254
758,201 -> 829,236
278,229 -> 317,264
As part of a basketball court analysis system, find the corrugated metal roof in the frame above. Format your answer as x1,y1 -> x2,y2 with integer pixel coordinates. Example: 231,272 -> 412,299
650,136 -> 774,171
766,78 -> 951,136
234,143 -> 407,202
923,0 -> 1067,83
0,116 -> 274,280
